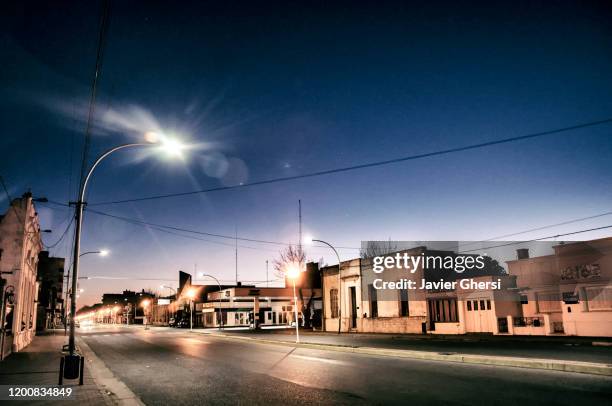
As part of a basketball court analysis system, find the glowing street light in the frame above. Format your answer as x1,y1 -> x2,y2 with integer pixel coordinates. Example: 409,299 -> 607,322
64,248 -> 110,334
67,134 -> 188,357
185,288 -> 197,332
141,299 -> 151,330
305,236 -> 343,334
285,262 -> 301,344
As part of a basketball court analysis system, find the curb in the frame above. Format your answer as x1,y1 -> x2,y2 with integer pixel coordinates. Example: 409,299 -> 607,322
78,338 -> 145,406
192,331 -> 612,377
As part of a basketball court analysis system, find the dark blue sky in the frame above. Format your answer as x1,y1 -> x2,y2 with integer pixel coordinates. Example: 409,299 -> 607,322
2,1 -> 611,305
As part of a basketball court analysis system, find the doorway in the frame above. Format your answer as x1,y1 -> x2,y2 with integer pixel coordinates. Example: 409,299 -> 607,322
349,287 -> 357,329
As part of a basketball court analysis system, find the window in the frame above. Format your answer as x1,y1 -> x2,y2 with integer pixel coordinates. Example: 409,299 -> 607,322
473,300 -> 478,311
586,286 -> 612,310
480,300 -> 485,310
369,284 -> 378,318
520,295 -> 528,304
428,299 -> 458,322
537,292 -> 562,313
486,300 -> 491,310
467,301 -> 472,311
330,289 -> 339,318
399,289 -> 409,317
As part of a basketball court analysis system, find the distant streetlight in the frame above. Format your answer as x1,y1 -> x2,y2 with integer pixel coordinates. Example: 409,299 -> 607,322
185,288 -> 197,332
200,274 -> 223,331
306,237 -> 343,334
67,134 -> 187,357
141,299 -> 151,330
160,285 -> 177,295
64,249 -> 110,335
285,263 -> 301,344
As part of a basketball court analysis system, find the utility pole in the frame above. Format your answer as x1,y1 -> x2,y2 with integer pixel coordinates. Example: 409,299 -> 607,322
235,226 -> 238,284
298,200 -> 302,254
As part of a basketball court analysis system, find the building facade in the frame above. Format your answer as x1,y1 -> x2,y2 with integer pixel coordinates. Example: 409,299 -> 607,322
320,240 -> 612,337
36,251 -> 65,331
0,193 -> 43,355
203,286 -> 322,328
507,238 -> 612,337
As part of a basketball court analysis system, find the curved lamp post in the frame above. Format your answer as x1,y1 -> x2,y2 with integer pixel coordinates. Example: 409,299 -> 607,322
64,249 -> 109,335
200,274 -> 223,331
68,136 -> 185,355
309,238 -> 343,334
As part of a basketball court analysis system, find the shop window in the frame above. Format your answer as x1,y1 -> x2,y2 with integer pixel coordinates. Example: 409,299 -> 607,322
486,300 -> 491,310
467,301 -> 472,311
473,300 -> 478,311
520,295 -> 528,304
429,299 -> 458,322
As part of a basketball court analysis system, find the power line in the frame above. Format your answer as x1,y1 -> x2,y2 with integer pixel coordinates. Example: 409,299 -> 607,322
89,117 -> 612,206
40,199 -> 361,251
43,217 -> 75,249
458,224 -> 612,254
40,199 -> 612,255
78,0 -> 111,194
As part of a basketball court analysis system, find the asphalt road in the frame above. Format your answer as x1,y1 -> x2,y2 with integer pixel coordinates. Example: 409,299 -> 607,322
213,328 -> 612,364
80,326 -> 612,405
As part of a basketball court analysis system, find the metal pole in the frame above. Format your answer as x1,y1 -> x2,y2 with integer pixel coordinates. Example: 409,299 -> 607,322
69,143 -> 148,356
201,274 -> 224,331
68,201 -> 83,355
190,300 -> 193,331
312,240 -> 342,334
292,278 -> 300,343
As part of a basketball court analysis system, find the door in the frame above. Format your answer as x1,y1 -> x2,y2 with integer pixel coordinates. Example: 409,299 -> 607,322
349,287 -> 357,329
465,298 -> 493,333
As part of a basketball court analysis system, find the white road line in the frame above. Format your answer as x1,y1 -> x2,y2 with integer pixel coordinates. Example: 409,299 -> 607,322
290,354 -> 350,366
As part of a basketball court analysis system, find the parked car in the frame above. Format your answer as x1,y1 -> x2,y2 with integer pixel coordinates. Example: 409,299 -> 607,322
177,318 -> 189,328
168,317 -> 176,327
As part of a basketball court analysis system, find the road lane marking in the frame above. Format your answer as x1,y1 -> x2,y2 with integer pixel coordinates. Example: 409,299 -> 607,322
290,354 -> 351,366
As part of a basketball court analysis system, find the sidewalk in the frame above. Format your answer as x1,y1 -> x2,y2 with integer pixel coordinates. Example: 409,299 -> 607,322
0,331 -> 111,405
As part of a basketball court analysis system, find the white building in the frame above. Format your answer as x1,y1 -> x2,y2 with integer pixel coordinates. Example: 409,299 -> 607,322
0,193 -> 43,355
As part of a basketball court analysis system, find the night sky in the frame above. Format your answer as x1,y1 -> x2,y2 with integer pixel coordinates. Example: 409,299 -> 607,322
2,1 -> 611,306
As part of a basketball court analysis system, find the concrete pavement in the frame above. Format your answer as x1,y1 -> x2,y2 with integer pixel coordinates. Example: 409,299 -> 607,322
0,331 -> 112,405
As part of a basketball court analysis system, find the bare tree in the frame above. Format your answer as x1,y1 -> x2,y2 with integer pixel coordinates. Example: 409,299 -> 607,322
360,240 -> 397,259
273,245 -> 305,278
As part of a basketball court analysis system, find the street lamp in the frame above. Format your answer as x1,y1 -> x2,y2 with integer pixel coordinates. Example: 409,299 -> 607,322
306,237 -> 343,334
200,274 -> 223,331
67,135 -> 186,357
141,299 -> 150,330
64,249 -> 110,335
160,285 -> 177,295
185,288 -> 196,332
285,263 -> 301,344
